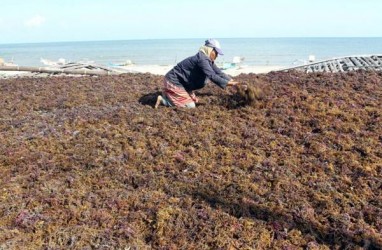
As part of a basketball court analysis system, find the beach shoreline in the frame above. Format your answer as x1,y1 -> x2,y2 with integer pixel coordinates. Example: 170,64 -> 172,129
114,64 -> 283,76
0,64 -> 283,79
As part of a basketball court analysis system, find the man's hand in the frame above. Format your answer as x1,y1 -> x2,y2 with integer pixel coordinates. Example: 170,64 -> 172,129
227,80 -> 239,87
227,80 -> 248,91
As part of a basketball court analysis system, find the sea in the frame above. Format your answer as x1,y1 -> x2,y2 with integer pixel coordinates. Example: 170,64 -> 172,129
1,38 -> 382,68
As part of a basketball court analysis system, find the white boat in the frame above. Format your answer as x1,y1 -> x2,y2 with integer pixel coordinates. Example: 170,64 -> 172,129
40,58 -> 66,66
218,56 -> 245,70
0,57 -> 18,67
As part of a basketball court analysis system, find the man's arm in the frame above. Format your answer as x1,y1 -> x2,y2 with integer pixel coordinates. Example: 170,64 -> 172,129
211,62 -> 231,81
198,58 -> 229,89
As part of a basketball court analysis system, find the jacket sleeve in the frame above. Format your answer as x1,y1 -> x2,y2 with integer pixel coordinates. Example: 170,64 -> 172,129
198,58 -> 230,89
212,62 -> 232,81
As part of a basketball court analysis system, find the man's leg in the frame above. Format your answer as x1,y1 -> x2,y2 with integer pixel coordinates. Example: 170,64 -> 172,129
184,102 -> 196,108
155,94 -> 173,109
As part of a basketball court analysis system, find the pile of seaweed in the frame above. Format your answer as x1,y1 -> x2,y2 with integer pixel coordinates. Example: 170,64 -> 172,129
0,71 -> 381,249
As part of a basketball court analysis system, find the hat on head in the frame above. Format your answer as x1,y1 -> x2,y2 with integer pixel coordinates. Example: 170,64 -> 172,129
205,39 -> 224,55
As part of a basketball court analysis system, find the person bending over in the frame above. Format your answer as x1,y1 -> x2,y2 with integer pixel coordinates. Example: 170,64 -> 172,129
155,39 -> 241,108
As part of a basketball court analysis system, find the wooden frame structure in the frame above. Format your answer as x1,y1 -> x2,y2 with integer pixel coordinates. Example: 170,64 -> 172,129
281,55 -> 382,73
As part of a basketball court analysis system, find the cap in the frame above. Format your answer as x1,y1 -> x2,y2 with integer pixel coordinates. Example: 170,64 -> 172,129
205,39 -> 224,55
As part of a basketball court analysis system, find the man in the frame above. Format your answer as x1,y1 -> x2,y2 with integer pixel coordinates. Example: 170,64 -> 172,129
155,39 -> 240,108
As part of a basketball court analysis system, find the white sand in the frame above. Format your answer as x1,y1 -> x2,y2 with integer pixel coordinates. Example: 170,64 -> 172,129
0,65 -> 283,79
118,64 -> 282,76
223,65 -> 283,76
0,71 -> 29,78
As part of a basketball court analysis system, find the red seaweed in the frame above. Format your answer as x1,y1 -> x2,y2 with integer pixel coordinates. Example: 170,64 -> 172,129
0,71 -> 381,249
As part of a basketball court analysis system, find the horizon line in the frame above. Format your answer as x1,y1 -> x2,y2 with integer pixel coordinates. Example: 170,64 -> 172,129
1,36 -> 382,46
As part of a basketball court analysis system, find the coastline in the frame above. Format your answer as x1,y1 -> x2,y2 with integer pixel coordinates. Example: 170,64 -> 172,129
0,64 -> 283,79
114,64 -> 282,76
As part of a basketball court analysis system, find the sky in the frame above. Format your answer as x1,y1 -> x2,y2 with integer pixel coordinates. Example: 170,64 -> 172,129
1,0 -> 382,44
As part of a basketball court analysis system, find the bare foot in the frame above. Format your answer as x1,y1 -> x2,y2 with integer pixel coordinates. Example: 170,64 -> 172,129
155,95 -> 163,109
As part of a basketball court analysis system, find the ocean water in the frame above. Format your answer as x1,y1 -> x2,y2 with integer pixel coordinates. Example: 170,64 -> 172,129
1,38 -> 382,67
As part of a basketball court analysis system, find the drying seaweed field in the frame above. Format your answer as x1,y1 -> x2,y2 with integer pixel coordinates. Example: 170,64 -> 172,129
0,71 -> 381,249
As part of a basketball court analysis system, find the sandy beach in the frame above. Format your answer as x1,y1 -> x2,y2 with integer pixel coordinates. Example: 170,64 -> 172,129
115,64 -> 282,76
0,64 -> 283,79
1,0 -> 381,247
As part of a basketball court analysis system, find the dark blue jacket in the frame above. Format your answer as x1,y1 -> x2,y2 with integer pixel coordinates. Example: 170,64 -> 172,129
165,51 -> 231,91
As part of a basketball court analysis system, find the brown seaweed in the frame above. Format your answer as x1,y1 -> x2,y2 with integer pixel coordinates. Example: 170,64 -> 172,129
0,71 -> 381,249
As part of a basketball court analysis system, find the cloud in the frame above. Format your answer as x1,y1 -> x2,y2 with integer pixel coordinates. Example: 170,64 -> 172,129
25,15 -> 46,27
